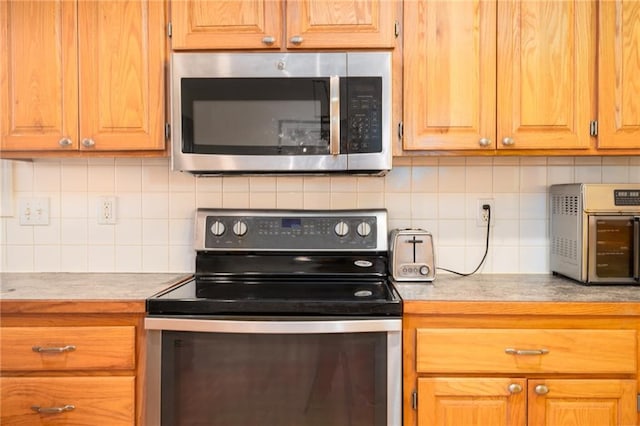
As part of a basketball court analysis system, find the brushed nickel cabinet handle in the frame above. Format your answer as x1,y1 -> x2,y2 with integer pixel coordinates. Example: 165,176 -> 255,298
82,138 -> 95,148
508,383 -> 523,394
32,345 -> 76,353
478,137 -> 491,147
58,137 -> 73,147
290,35 -> 304,44
534,384 -> 549,395
502,136 -> 514,146
31,404 -> 75,414
504,348 -> 549,356
262,36 -> 275,45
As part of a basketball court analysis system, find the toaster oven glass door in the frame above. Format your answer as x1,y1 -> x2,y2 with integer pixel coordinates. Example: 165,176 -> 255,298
587,215 -> 640,283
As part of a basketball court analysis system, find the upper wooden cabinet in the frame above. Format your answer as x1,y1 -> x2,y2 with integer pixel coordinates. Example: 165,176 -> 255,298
403,0 -> 596,153
171,0 -> 397,50
0,0 -> 166,155
598,0 -> 640,150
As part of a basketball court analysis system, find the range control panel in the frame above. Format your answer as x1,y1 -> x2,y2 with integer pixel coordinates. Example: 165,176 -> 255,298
195,209 -> 388,252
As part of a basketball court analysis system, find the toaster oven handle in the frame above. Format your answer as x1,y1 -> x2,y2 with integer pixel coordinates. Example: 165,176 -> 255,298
329,75 -> 340,156
634,216 -> 640,281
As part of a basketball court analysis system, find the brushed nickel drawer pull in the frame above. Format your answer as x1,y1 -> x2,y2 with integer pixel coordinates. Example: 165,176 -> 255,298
32,345 -> 76,353
505,348 -> 549,356
31,404 -> 75,414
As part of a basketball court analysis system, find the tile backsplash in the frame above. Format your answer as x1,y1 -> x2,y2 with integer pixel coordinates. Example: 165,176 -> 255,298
1,156 -> 638,274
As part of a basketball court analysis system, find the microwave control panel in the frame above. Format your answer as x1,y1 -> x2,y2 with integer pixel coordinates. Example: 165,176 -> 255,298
343,77 -> 382,154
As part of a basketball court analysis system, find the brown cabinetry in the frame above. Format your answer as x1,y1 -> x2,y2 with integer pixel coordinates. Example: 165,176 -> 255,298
171,0 -> 397,50
0,0 -> 166,156
0,314 -> 145,425
404,311 -> 639,426
403,0 -> 594,153
401,0 -> 640,156
598,0 -> 640,150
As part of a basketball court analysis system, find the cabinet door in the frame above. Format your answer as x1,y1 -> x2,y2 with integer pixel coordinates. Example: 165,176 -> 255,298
418,377 -> 526,426
1,376 -> 135,426
403,0 -> 496,151
286,0 -> 396,49
598,0 -> 640,149
171,0 -> 283,49
78,0 -> 165,151
0,0 -> 79,152
497,0 -> 595,150
528,379 -> 636,426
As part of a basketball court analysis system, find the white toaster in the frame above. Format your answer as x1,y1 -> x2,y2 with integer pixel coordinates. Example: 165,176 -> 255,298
389,229 -> 436,282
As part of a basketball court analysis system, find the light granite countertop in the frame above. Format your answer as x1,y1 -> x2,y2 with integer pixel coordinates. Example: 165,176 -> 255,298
0,273 -> 191,314
0,273 -> 191,301
2,272 -> 639,316
394,273 -> 640,303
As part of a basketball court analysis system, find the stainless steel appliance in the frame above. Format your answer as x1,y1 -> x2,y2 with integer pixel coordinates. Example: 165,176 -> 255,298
170,52 -> 392,175
146,208 -> 402,426
389,228 -> 435,282
550,183 -> 640,284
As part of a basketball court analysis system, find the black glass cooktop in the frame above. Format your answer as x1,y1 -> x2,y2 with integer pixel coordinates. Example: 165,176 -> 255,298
147,278 -> 402,317
147,253 -> 402,317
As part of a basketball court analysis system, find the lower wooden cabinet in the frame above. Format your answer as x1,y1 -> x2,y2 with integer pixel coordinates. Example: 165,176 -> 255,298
0,312 -> 145,425
404,310 -> 639,426
1,376 -> 135,425
419,377 -> 636,426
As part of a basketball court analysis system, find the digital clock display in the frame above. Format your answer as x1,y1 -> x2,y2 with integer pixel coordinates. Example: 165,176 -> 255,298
282,218 -> 302,228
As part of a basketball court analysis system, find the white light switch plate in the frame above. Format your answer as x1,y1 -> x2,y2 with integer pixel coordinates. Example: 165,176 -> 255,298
19,197 -> 49,225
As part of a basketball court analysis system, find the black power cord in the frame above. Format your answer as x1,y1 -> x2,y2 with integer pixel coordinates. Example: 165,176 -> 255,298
436,204 -> 491,276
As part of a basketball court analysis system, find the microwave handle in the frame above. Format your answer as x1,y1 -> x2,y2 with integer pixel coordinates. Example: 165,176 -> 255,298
634,217 -> 640,281
329,76 -> 340,156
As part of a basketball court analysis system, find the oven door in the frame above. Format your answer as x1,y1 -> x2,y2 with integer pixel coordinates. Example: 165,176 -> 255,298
145,317 -> 401,426
587,215 -> 640,284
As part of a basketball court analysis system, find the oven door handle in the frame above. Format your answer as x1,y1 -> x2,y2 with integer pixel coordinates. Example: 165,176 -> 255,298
634,216 -> 640,281
145,317 -> 401,334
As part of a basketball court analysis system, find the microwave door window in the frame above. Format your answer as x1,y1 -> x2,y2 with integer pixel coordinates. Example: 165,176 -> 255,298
181,78 -> 331,156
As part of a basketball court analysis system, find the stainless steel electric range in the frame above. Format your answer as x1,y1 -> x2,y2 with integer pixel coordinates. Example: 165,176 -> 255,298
145,208 -> 402,426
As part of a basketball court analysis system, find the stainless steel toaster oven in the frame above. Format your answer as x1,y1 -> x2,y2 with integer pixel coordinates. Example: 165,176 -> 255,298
550,183 -> 640,285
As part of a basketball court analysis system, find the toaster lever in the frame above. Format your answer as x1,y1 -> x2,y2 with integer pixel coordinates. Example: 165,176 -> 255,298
406,236 -> 424,262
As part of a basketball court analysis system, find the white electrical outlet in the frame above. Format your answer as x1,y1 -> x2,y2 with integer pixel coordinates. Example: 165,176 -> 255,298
19,197 -> 50,225
476,198 -> 495,227
97,196 -> 116,224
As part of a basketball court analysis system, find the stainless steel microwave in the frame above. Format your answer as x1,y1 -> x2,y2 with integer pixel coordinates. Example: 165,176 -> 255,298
550,183 -> 640,285
170,52 -> 392,175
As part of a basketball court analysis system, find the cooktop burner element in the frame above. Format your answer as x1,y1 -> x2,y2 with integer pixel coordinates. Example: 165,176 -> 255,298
147,209 -> 401,317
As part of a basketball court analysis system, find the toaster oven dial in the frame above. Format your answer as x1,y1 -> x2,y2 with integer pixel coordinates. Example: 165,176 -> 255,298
419,265 -> 431,276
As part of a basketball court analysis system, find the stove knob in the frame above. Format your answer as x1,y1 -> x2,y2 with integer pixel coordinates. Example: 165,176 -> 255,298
210,220 -> 226,236
233,220 -> 248,237
356,222 -> 372,237
334,221 -> 350,237
420,265 -> 431,276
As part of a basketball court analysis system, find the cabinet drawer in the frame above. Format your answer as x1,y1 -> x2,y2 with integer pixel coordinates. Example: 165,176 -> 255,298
416,329 -> 637,374
1,376 -> 134,425
0,326 -> 135,371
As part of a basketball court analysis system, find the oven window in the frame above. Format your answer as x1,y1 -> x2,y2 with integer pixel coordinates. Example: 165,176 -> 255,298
594,217 -> 635,278
161,331 -> 388,426
181,78 -> 331,156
